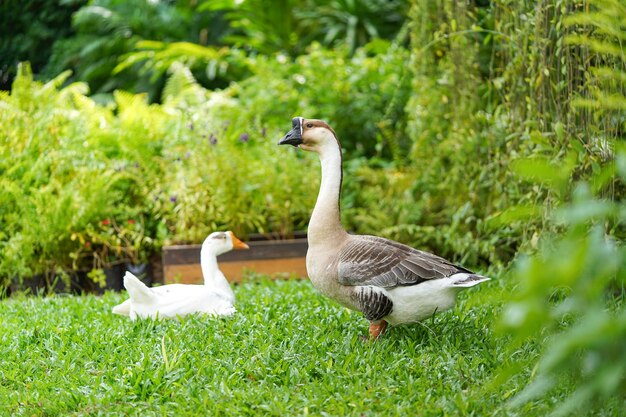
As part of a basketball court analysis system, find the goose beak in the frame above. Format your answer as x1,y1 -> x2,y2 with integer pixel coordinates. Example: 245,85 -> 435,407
229,231 -> 249,249
278,117 -> 303,147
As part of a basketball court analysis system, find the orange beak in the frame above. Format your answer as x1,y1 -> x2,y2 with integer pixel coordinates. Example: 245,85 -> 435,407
229,231 -> 249,249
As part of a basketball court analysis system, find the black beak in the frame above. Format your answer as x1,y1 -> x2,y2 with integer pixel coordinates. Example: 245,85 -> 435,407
278,117 -> 303,147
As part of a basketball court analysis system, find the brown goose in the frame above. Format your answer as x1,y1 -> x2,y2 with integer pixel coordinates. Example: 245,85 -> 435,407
278,117 -> 490,338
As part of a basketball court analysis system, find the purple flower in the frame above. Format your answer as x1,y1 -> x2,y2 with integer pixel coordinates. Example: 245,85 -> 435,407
170,195 -> 177,203
239,132 -> 250,143
185,151 -> 191,159
134,162 -> 140,168
209,133 -> 217,145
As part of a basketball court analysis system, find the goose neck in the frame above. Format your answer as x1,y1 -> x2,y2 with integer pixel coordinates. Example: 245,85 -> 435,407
308,142 -> 347,243
200,249 -> 235,301
200,250 -> 220,285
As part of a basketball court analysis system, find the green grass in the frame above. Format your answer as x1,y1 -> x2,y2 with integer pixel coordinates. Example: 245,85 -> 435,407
0,277 -> 614,416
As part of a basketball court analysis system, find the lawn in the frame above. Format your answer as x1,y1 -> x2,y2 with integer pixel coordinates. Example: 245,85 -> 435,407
0,276 -> 618,416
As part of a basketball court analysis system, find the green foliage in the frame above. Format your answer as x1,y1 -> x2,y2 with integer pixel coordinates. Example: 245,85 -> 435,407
22,0 -> 410,101
0,64 -> 130,286
564,0 -> 626,168
44,0 -> 226,101
369,0 -> 622,268
0,0 -> 86,90
0,63 -> 319,287
114,40 -> 249,87
202,0 -> 408,56
152,66 -> 319,242
201,0 -> 307,56
497,2 -> 626,415
501,181 -> 626,416
230,42 -> 412,159
296,0 -> 409,55
337,1 -> 538,267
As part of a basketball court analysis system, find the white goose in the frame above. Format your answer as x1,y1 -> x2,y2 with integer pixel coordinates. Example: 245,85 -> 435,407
112,231 -> 248,320
279,117 -> 490,338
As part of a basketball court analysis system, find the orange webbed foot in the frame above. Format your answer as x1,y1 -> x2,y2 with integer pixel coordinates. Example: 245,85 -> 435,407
368,320 -> 388,340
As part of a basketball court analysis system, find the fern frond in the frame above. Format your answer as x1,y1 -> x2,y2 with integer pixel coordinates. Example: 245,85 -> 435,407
572,94 -> 626,111
590,67 -> 626,84
114,90 -> 149,114
113,51 -> 155,75
565,34 -> 624,57
43,70 -> 73,91
162,64 -> 207,106
564,12 -> 626,41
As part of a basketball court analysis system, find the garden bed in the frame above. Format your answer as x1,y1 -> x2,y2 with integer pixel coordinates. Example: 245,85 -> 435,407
162,233 -> 308,284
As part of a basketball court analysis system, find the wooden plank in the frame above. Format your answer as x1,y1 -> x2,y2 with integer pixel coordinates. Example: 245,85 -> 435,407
163,257 -> 308,284
163,238 -> 308,265
247,231 -> 307,241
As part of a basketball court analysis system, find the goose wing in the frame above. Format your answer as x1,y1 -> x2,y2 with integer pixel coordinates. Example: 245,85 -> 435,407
336,235 -> 470,289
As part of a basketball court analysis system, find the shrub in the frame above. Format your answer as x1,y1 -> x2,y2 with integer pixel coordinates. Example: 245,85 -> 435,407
228,42 -> 412,160
499,2 -> 626,414
0,63 -> 320,289
501,177 -> 626,416
0,65 -> 159,288
43,0 -> 228,101
0,0 -> 86,90
149,65 -> 320,243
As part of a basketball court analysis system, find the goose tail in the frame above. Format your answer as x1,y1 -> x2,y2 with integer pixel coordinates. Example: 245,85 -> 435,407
123,271 -> 154,303
449,272 -> 491,288
112,299 -> 131,316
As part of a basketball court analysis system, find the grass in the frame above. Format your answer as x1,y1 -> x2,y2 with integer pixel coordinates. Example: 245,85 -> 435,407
0,276 -> 615,416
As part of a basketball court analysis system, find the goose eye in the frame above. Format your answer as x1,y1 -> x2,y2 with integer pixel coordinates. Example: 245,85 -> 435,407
306,123 -> 313,128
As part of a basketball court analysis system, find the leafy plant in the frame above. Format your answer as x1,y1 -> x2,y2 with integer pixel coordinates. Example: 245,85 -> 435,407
0,0 -> 86,90
0,64 -> 163,288
501,179 -> 626,416
227,41 -> 412,159
152,66 -> 319,242
114,41 -> 246,87
0,61 -> 323,288
499,2 -> 626,415
44,0 -> 226,101
200,0 -> 308,56
298,0 -> 409,54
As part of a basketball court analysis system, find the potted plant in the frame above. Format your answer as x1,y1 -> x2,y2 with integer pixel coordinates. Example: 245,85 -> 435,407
81,215 -> 156,290
120,216 -> 156,287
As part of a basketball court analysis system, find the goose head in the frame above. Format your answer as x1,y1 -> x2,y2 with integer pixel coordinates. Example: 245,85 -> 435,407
278,117 -> 338,154
201,231 -> 249,257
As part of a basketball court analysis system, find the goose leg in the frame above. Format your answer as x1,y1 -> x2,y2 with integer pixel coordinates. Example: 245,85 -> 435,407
369,320 -> 388,339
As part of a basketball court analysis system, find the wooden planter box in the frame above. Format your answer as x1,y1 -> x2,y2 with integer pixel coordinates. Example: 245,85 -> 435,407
162,233 -> 308,284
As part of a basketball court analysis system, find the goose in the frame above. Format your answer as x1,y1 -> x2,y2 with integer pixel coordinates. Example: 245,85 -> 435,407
278,117 -> 490,338
111,231 -> 248,320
